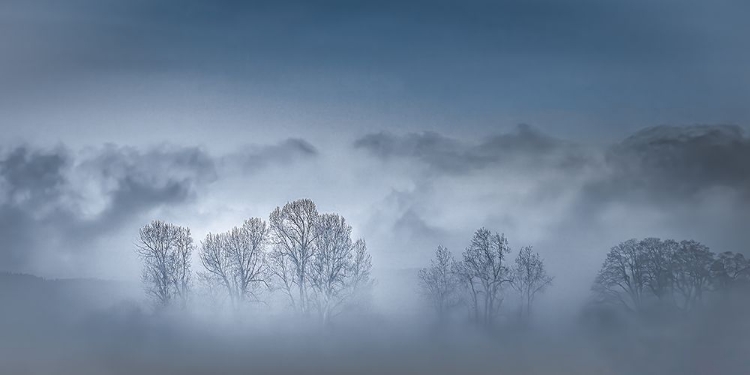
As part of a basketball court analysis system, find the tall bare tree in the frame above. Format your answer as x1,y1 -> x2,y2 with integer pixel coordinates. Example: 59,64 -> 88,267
172,227 -> 194,308
309,214 -> 373,323
454,260 -> 480,322
511,246 -> 552,323
269,199 -> 320,314
199,218 -> 269,310
136,220 -> 194,309
418,245 -> 460,321
457,228 -> 512,326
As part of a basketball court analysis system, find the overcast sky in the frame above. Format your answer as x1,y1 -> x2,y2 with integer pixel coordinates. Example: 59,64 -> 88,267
1,0 -> 749,312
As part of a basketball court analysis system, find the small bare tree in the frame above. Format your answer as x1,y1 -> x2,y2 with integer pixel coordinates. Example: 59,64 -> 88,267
418,245 -> 460,321
511,246 -> 552,323
199,218 -> 269,311
269,199 -> 320,314
309,214 -> 373,323
136,220 -> 194,309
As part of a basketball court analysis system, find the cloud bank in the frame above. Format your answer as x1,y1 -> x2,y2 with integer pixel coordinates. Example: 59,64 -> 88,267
1,124 -> 748,317
0,139 -> 317,277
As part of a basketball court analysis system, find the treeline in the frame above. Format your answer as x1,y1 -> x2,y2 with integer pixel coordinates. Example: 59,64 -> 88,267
418,229 -> 552,327
418,233 -> 750,328
419,228 -> 552,327
592,238 -> 750,315
136,200 -> 750,328
135,199 -> 373,323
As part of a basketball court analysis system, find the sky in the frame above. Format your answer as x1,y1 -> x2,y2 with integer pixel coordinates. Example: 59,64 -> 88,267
1,0 -> 749,313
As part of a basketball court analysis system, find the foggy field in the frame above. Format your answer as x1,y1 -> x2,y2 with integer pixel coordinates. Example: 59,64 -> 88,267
1,270 -> 749,375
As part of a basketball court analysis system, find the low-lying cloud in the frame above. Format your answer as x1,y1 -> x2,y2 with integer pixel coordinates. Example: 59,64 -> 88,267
354,124 -> 595,175
0,139 -> 318,276
2,124 -> 748,311
354,124 -> 750,314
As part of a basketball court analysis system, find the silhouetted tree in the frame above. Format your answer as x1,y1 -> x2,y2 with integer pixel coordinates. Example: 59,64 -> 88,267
711,251 -> 750,290
269,199 -> 320,314
594,237 -> 729,314
136,220 -> 194,309
457,228 -> 512,326
511,246 -> 552,323
418,245 -> 460,321
641,238 -> 677,304
453,260 -> 480,323
593,239 -> 647,312
309,214 -> 373,323
199,218 -> 269,311
672,240 -> 713,311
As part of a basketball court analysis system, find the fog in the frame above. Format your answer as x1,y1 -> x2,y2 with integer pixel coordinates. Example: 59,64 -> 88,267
0,124 -> 749,373
3,0 -> 750,373
1,123 -> 749,374
2,269 -> 749,374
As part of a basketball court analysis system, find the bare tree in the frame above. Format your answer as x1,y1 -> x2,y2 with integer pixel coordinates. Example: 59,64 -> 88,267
268,246 -> 298,311
672,240 -> 713,311
199,232 -> 231,304
457,228 -> 512,326
641,238 -> 677,304
418,245 -> 460,321
172,227 -> 194,308
454,260 -> 480,323
511,246 -> 552,323
269,199 -> 320,314
593,239 -> 647,312
712,251 -> 750,290
136,220 -> 194,309
309,214 -> 373,323
593,237 -> 722,313
349,239 -> 374,303
199,218 -> 269,311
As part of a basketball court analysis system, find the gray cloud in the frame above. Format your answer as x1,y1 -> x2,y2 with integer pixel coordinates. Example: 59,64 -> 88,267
0,144 -> 216,273
355,124 -> 750,204
0,146 -> 69,211
368,186 -> 448,256
0,147 -> 72,270
354,124 -> 595,175
0,138 -> 318,275
224,138 -> 318,173
595,124 -> 750,202
69,144 -> 219,239
354,124 -> 750,299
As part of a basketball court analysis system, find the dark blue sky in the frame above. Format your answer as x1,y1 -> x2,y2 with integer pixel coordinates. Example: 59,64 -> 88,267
2,0 -> 749,145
